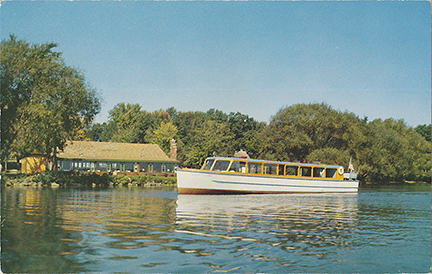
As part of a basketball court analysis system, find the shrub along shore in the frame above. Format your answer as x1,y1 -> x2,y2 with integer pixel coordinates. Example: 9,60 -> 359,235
1,172 -> 177,188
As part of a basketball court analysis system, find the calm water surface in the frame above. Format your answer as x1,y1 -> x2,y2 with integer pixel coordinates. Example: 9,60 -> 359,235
1,185 -> 430,273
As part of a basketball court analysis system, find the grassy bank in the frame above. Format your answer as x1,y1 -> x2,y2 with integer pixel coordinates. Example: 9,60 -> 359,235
1,171 -> 177,188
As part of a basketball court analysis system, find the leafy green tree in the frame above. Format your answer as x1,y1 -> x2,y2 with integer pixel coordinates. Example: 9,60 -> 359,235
145,121 -> 178,155
227,111 -> 266,158
257,103 -> 363,163
1,36 -> 101,167
1,36 -> 50,161
206,108 -> 228,123
182,120 -> 234,168
357,118 -> 430,183
171,110 -> 208,164
86,122 -> 107,142
105,103 -> 154,143
306,147 -> 351,167
415,124 -> 431,142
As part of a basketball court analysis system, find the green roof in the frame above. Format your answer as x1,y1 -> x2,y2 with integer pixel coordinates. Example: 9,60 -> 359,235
57,141 -> 178,163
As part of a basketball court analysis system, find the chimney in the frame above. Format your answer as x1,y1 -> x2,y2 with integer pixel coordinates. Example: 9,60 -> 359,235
170,139 -> 177,160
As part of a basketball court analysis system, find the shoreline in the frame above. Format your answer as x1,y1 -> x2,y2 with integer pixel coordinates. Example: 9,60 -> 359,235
1,172 -> 177,188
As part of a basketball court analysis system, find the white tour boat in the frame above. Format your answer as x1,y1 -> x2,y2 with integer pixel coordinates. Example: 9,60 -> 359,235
176,156 -> 359,194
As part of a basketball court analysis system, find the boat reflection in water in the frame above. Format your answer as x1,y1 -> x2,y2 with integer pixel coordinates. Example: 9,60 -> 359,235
175,193 -> 359,258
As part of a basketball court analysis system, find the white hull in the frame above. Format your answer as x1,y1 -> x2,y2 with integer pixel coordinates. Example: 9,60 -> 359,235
177,168 -> 359,194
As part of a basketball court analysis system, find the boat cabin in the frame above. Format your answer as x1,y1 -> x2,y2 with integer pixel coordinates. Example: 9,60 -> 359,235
201,157 -> 345,180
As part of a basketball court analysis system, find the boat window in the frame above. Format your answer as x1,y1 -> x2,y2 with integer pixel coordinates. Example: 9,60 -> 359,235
286,166 -> 298,176
300,167 -> 312,177
326,168 -> 337,178
264,164 -> 277,175
313,167 -> 325,178
248,162 -> 262,174
278,165 -> 285,175
202,160 -> 214,170
229,161 -> 246,173
213,160 -> 230,171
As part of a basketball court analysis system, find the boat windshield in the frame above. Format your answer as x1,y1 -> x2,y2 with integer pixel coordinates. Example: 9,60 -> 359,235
213,160 -> 231,171
202,160 -> 215,170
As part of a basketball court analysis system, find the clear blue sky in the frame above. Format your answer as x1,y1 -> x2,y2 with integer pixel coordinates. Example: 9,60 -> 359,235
1,1 -> 430,126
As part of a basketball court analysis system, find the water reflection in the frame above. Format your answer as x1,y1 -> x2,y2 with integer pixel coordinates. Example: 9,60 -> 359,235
2,187 -> 429,273
1,187 -> 178,273
175,194 -> 359,262
1,187 -> 88,273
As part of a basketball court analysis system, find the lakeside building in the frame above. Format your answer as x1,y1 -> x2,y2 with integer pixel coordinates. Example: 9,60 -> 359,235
20,140 -> 179,175
20,156 -> 47,174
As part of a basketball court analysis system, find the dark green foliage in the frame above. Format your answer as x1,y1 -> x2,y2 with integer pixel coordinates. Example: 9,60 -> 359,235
415,124 -> 431,142
87,106 -> 263,169
258,103 -> 363,163
357,118 -> 431,183
257,103 -> 430,183
1,36 -> 101,166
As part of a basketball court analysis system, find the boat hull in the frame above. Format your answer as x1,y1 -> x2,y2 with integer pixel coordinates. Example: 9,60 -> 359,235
176,168 -> 359,194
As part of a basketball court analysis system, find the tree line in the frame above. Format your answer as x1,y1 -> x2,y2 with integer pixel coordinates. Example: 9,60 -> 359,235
84,103 -> 431,183
1,36 -> 430,183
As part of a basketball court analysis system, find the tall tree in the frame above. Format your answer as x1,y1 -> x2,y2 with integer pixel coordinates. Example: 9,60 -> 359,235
108,103 -> 153,143
0,36 -> 101,167
227,111 -> 266,158
415,124 -> 431,142
182,120 -> 234,168
145,121 -> 178,155
358,118 -> 430,183
258,103 -> 363,164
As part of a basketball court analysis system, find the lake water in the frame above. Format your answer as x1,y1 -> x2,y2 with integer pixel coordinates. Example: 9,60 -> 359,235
1,185 -> 430,273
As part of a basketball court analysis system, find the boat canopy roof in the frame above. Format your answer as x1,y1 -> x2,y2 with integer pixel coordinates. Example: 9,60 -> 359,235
205,157 -> 343,169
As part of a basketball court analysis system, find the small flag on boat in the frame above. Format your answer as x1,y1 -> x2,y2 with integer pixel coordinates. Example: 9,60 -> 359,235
348,157 -> 355,172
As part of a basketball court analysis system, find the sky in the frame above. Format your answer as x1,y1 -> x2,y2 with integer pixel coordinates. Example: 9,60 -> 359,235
1,1 -> 430,127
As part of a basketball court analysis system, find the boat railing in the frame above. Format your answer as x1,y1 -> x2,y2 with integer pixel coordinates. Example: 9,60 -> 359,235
344,172 -> 358,180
